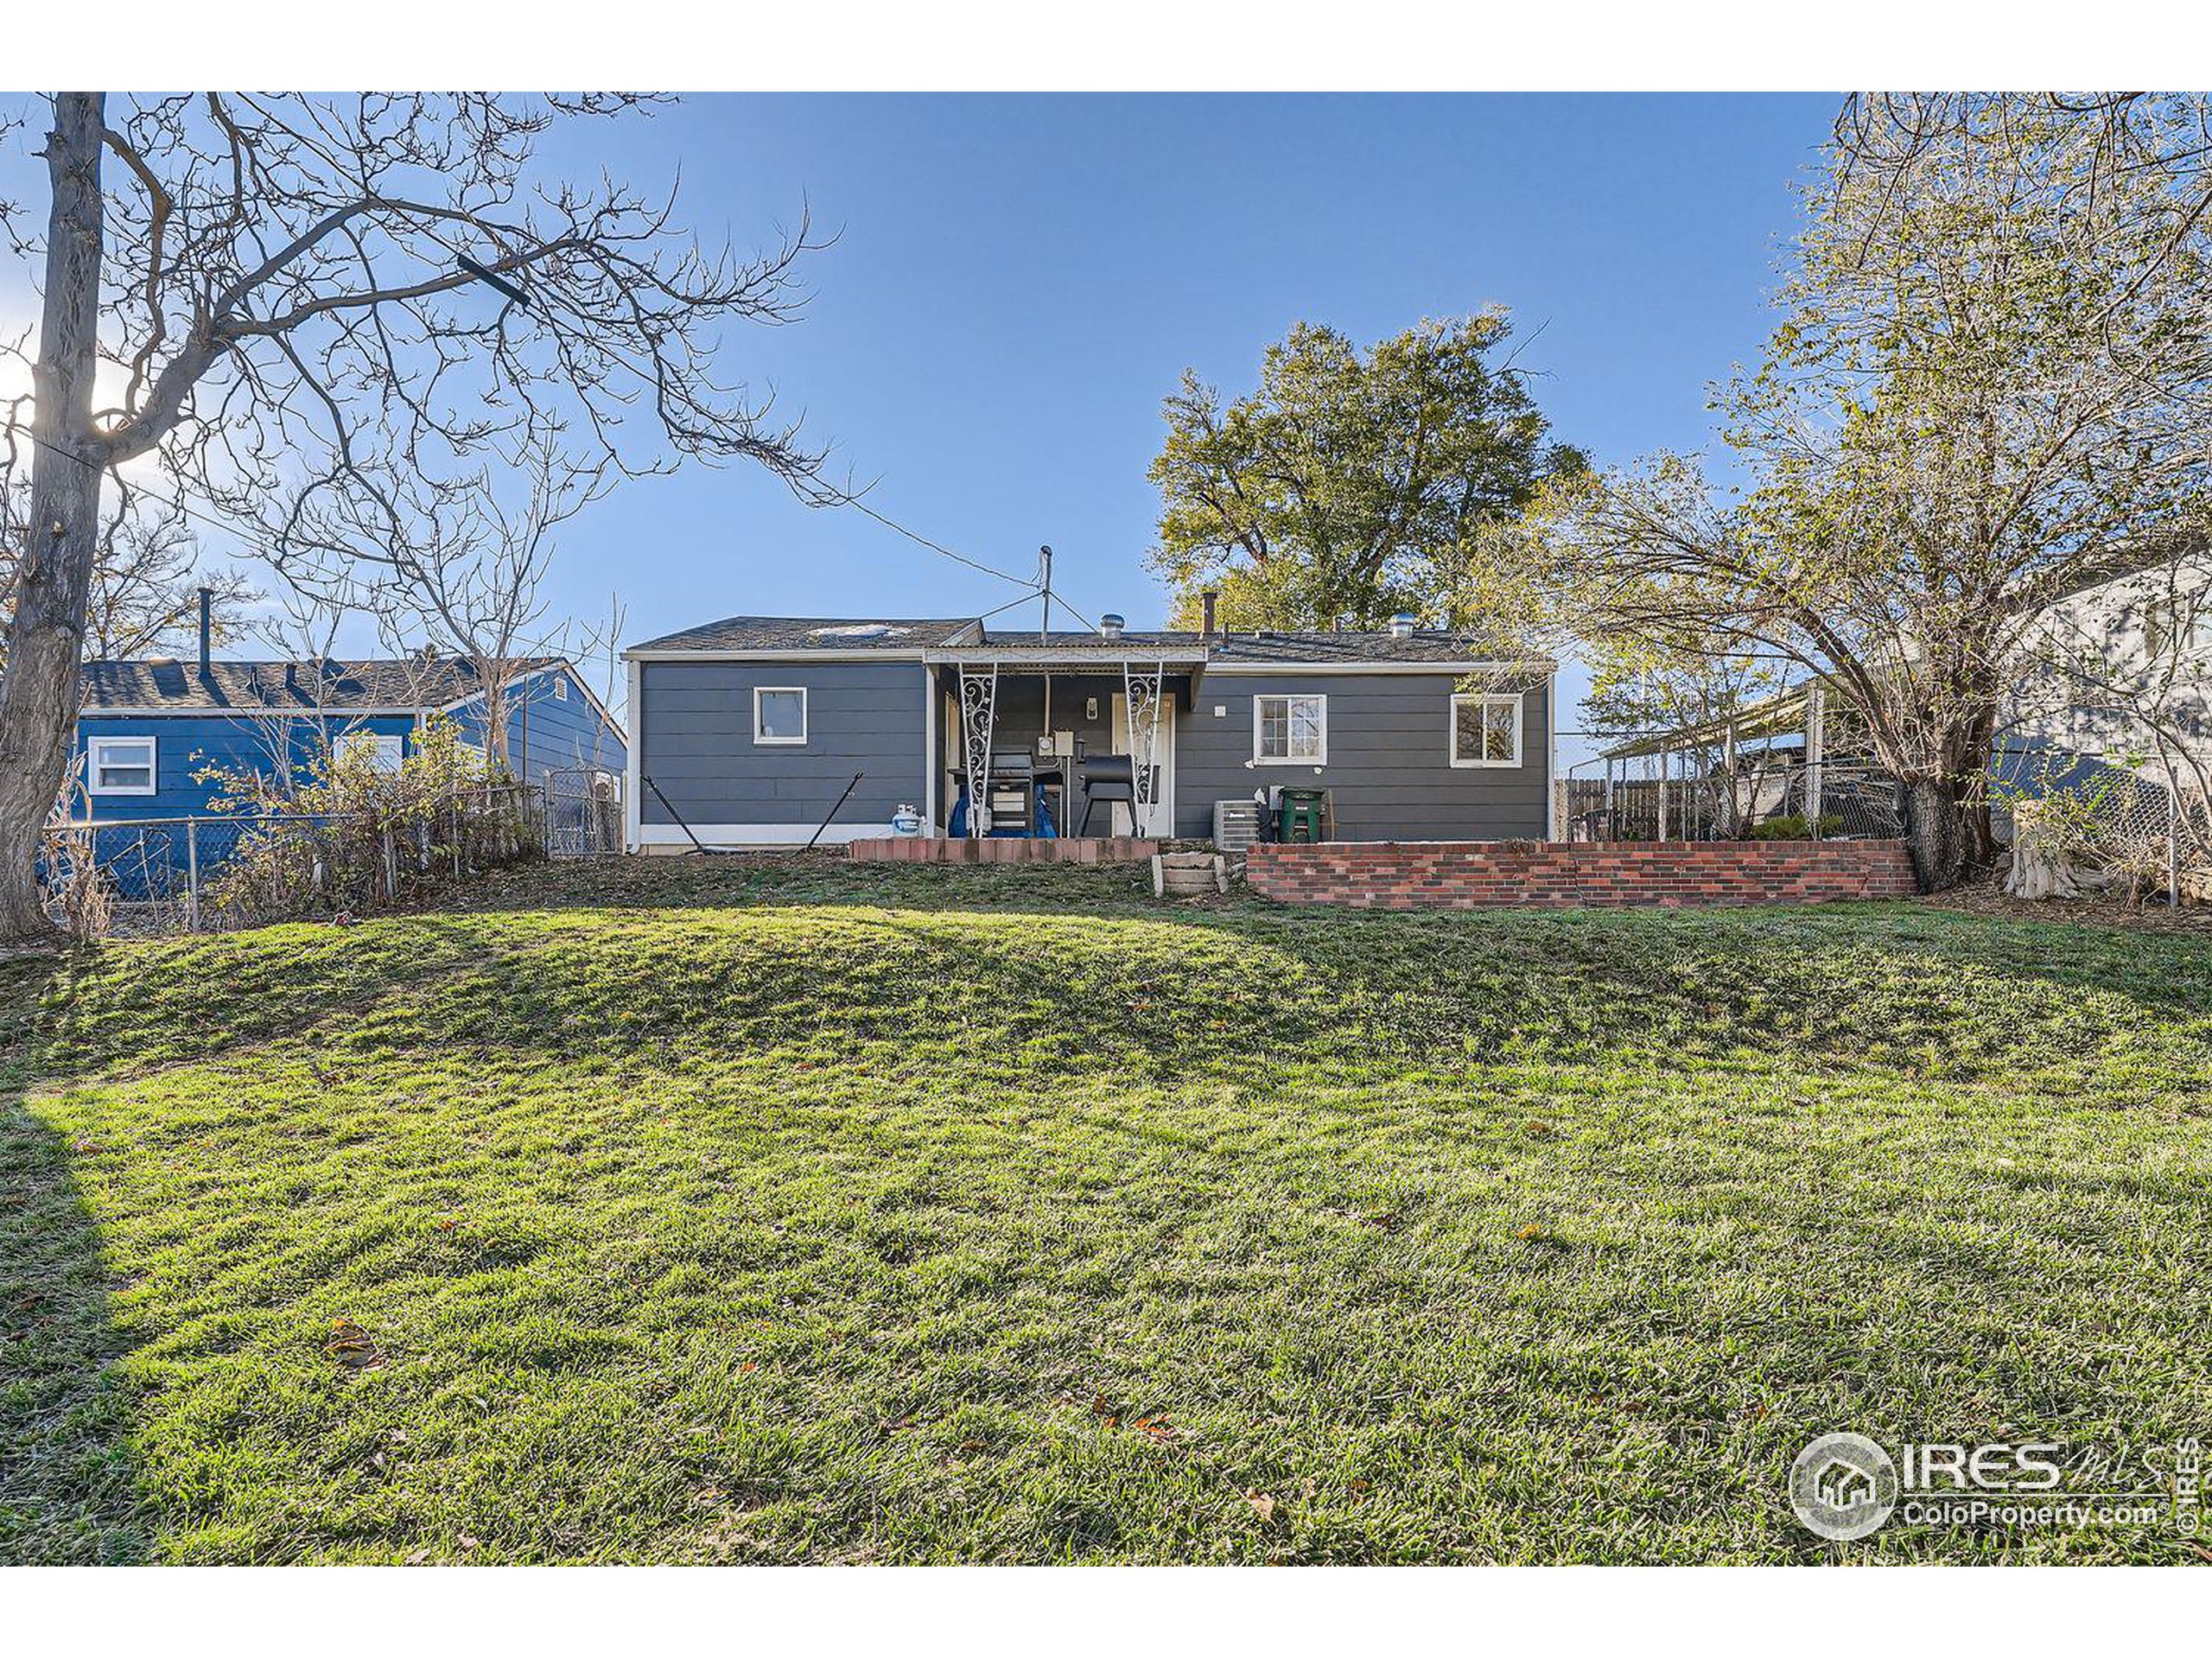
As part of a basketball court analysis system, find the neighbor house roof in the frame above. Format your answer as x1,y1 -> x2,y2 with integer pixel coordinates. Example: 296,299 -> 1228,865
626,614 -> 1552,668
76,656 -> 566,713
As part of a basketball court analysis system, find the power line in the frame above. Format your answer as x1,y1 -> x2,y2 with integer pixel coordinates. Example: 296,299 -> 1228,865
245,121 -> 1046,596
14,102 -> 1059,620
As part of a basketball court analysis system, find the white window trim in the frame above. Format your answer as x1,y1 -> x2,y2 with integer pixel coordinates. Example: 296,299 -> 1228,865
1449,692 -> 1524,768
87,734 -> 159,797
340,730 -> 406,773
753,685 -> 809,746
1251,693 -> 1327,766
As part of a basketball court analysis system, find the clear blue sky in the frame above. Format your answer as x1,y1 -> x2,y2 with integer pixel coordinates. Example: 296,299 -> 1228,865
533,92 -> 1836,742
5,92 -> 1840,743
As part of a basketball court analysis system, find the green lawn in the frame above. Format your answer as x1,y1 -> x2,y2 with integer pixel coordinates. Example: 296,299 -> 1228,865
4,855 -> 2210,1563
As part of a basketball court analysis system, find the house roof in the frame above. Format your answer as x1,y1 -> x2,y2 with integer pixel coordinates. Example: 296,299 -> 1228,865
76,655 -> 569,713
626,616 -> 985,653
627,614 -> 1551,668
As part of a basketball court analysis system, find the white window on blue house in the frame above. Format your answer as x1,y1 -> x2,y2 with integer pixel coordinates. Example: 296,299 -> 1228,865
1450,693 -> 1522,766
88,735 -> 158,796
754,687 -> 808,745
553,674 -> 569,702
340,731 -> 405,773
1253,694 -> 1326,764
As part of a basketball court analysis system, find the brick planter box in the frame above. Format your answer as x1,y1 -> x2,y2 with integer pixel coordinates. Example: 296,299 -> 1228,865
1246,840 -> 1919,910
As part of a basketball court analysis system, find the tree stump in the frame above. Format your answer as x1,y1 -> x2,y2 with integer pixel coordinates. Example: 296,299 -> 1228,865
2004,800 -> 2085,900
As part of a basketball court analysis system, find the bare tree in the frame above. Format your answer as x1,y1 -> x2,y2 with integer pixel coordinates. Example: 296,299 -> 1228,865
1497,95 -> 2212,890
278,422 -> 611,776
0,468 -> 254,663
0,92 -> 824,942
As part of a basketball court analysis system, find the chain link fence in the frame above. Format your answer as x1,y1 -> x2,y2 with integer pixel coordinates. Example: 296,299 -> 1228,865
543,766 -> 624,856
44,784 -> 550,938
1989,742 -> 2209,899
1559,759 -> 1906,843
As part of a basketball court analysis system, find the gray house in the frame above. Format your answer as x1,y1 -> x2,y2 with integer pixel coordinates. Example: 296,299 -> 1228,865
623,613 -> 1556,849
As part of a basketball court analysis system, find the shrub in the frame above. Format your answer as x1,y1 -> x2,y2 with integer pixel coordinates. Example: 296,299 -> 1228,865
1748,813 -> 1842,841
197,715 -> 542,924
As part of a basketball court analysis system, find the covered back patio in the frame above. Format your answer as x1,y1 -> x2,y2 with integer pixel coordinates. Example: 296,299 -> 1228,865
918,641 -> 1206,843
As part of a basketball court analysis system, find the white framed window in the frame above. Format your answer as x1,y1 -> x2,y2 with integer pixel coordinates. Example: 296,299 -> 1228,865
753,686 -> 808,746
339,731 -> 405,774
1450,693 -> 1522,767
2144,594 -> 2211,658
553,675 -> 569,702
87,734 -> 158,796
1253,693 -> 1326,764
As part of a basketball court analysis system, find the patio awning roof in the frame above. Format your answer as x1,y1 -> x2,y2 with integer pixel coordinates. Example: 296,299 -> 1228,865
921,645 -> 1210,670
1594,678 -> 1843,762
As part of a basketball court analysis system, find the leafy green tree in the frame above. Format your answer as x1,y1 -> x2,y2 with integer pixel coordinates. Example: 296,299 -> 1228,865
1145,312 -> 1585,632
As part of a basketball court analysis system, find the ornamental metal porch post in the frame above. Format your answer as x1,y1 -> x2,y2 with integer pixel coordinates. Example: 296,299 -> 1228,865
1122,658 -> 1166,839
958,664 -> 999,837
1804,683 -> 1826,838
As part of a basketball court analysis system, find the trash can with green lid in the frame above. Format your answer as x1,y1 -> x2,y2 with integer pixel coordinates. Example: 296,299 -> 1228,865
1275,787 -> 1329,843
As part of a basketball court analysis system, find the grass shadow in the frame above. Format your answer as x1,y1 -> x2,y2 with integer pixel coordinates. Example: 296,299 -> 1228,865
0,957 -> 146,1563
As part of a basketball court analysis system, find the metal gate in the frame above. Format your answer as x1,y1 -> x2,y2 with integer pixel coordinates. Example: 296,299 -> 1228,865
544,766 -> 624,855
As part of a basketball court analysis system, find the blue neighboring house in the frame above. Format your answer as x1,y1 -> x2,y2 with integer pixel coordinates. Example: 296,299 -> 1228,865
71,645 -> 626,824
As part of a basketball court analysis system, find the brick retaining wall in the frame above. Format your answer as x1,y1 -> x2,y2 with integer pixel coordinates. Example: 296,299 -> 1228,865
848,835 -> 1154,865
1246,840 -> 1920,909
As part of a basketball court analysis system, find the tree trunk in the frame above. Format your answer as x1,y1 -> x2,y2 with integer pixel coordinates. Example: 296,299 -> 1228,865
1900,776 -> 1969,893
0,95 -> 107,945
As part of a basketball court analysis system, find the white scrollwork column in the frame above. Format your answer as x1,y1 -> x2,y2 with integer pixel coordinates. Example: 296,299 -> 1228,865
958,665 -> 998,837
1122,660 -> 1164,838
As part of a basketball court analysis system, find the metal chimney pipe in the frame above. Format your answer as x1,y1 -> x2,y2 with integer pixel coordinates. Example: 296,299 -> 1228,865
197,586 -> 213,678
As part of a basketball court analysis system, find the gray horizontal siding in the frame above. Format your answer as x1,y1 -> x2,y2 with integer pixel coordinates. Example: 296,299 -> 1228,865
639,660 -> 927,828
638,658 -> 1550,842
1175,672 -> 1550,840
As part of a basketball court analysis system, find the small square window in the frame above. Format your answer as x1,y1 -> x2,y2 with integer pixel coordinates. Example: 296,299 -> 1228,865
754,687 -> 808,745
88,735 -> 157,795
1253,694 -> 1326,764
339,731 -> 405,774
1451,694 -> 1522,766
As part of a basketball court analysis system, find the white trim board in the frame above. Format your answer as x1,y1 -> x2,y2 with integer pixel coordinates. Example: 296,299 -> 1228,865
624,657 -> 644,853
623,650 -> 1557,675
79,703 -> 431,718
623,647 -> 931,664
1205,659 -> 1555,677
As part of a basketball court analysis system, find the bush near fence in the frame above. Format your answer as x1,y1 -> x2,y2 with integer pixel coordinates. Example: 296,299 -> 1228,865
42,714 -> 551,938
45,787 -> 549,938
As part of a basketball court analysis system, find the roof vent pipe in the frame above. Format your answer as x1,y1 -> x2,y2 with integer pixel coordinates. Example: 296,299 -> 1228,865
1389,611 -> 1417,640
197,586 -> 213,679
1199,589 -> 1218,640
1100,613 -> 1125,641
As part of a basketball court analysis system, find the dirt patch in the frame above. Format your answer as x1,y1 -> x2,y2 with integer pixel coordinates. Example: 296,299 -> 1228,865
1925,868 -> 2212,938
